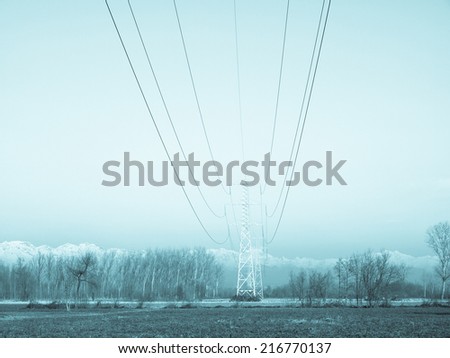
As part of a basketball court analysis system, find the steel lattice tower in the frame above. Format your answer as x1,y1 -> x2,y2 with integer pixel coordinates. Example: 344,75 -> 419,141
236,185 -> 263,300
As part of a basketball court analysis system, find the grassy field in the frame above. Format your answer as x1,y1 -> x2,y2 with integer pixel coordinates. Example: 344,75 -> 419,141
0,304 -> 449,338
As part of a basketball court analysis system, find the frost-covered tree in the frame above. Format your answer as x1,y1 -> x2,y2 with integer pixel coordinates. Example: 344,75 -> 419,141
426,222 -> 450,299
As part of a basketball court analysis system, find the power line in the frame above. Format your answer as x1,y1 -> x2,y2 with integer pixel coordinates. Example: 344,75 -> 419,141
172,0 -> 247,244
127,0 -> 225,219
266,0 -> 332,244
233,0 -> 245,161
107,0 -> 331,247
262,0 -> 290,194
267,0 -> 329,219
172,0 -> 229,194
105,0 -> 227,245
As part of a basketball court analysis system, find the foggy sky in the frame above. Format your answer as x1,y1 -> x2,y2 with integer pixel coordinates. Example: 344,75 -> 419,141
1,0 -> 449,258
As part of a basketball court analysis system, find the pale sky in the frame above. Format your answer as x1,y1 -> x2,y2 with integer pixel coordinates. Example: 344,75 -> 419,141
1,0 -> 449,258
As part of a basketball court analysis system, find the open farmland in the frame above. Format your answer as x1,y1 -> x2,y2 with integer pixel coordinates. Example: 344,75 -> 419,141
0,303 -> 449,338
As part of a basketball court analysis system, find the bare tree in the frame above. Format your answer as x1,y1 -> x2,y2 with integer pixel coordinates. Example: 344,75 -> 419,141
43,254 -> 55,299
67,252 -> 97,306
30,252 -> 45,300
0,261 -> 11,299
308,270 -> 331,304
359,251 -> 405,306
212,263 -> 223,298
348,254 -> 363,305
337,258 -> 351,300
334,258 -> 347,299
426,221 -> 450,299
289,270 -> 306,302
14,258 -> 32,301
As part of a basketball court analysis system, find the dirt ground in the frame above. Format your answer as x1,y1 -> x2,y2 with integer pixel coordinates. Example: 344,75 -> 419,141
0,304 -> 449,338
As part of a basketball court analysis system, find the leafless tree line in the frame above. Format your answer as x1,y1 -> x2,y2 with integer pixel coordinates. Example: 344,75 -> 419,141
334,250 -> 406,306
0,248 -> 223,303
286,222 -> 450,305
289,270 -> 332,305
0,222 -> 448,305
287,251 -> 406,306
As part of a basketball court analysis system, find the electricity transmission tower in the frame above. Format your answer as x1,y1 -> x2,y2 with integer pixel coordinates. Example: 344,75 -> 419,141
236,185 -> 264,300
